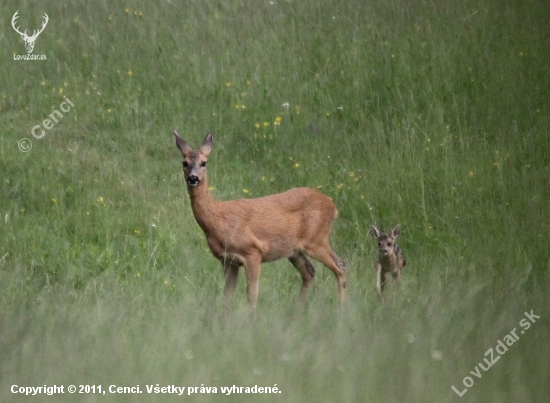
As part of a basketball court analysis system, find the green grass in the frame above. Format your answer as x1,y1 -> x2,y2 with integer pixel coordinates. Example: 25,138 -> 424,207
1,0 -> 549,401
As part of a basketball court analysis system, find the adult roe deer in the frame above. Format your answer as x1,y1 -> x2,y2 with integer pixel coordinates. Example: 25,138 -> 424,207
174,132 -> 347,311
370,224 -> 406,296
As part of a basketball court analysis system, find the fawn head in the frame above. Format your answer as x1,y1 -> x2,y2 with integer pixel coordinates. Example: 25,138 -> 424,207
370,224 -> 401,256
174,132 -> 213,187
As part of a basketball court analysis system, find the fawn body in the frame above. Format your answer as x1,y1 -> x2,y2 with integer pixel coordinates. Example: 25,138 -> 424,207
370,224 -> 406,296
174,132 -> 347,311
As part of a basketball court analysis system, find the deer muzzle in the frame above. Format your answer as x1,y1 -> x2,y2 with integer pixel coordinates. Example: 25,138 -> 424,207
186,175 -> 200,186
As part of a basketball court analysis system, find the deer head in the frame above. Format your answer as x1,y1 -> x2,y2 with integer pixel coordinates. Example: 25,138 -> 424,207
370,224 -> 401,257
174,131 -> 212,187
12,11 -> 49,54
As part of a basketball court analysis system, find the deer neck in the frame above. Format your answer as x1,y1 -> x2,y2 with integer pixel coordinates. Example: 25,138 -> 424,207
186,175 -> 220,232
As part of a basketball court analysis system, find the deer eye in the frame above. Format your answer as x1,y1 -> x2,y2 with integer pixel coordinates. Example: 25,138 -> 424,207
200,161 -> 206,167
183,161 -> 189,168
387,242 -> 392,247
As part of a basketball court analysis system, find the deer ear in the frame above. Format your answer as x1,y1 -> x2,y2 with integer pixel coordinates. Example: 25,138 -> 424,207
174,131 -> 192,155
391,224 -> 401,238
370,225 -> 381,239
200,132 -> 213,156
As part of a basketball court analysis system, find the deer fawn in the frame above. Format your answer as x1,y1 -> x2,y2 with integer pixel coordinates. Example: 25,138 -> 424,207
174,132 -> 348,312
370,224 -> 406,296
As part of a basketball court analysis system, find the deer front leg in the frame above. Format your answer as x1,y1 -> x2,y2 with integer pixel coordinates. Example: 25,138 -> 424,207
243,254 -> 262,314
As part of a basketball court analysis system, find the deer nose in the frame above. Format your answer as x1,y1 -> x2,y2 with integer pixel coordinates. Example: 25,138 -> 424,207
186,175 -> 200,186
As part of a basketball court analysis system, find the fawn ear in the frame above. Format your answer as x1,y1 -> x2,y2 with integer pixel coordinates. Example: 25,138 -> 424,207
370,225 -> 381,238
200,132 -> 213,156
174,131 -> 192,155
391,224 -> 401,238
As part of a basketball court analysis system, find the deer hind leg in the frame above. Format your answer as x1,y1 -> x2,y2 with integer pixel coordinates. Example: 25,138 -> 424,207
391,270 -> 401,290
288,251 -> 316,302
306,244 -> 347,304
222,258 -> 240,307
376,263 -> 386,297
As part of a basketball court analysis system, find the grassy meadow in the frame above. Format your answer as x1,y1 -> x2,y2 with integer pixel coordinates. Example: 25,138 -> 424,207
1,0 -> 549,401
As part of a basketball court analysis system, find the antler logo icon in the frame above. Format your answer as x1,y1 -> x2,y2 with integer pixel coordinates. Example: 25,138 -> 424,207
11,10 -> 49,54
